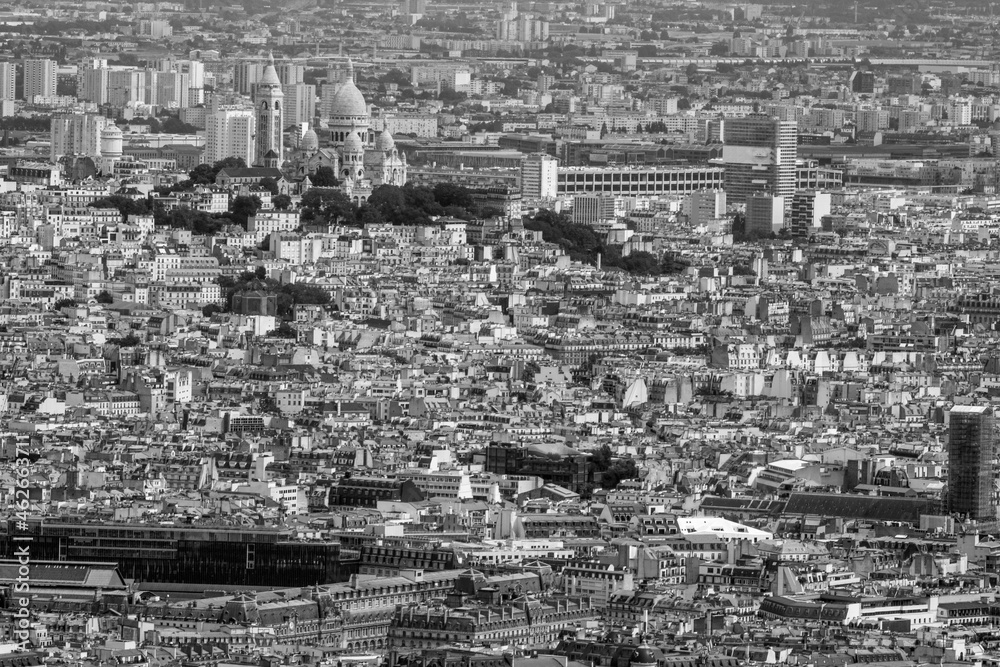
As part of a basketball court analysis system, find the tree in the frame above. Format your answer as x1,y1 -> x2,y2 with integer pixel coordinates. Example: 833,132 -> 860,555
710,40 -> 730,56
119,332 -> 142,347
620,251 -> 660,274
157,208 -> 226,235
231,195 -> 262,227
259,177 -> 280,196
159,116 -> 199,134
269,321 -> 297,338
301,187 -> 356,225
311,166 -> 340,187
591,444 -> 613,471
601,459 -> 639,489
202,304 -> 223,318
272,193 -> 292,210
433,183 -> 474,209
54,298 -> 77,310
96,290 -> 114,304
90,195 -> 150,222
188,157 -> 247,186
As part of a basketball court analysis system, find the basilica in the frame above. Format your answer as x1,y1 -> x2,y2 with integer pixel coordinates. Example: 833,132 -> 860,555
287,59 -> 407,203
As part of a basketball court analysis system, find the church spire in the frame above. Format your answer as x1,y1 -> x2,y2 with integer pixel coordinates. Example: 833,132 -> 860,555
346,57 -> 354,82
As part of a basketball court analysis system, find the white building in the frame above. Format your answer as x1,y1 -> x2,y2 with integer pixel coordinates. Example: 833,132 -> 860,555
521,153 -> 558,200
50,113 -> 113,161
206,106 -> 255,165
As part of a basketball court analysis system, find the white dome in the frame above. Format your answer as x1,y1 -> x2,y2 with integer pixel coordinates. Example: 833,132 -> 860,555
330,81 -> 368,118
375,129 -> 395,152
343,130 -> 363,154
102,125 -> 123,137
301,129 -> 319,151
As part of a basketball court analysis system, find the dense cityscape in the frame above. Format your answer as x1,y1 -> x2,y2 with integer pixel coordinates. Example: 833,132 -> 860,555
6,0 -> 1000,667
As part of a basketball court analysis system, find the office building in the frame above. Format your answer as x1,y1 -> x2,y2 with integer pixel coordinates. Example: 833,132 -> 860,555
235,60 -> 265,95
720,115 -> 797,204
3,520 -> 346,586
745,194 -> 784,237
107,69 -> 144,108
157,70 -> 191,108
557,166 -> 724,197
572,194 -> 616,225
79,64 -> 110,105
0,62 -> 14,101
50,113 -> 113,161
282,82 -> 316,127
521,153 -> 559,199
23,58 -> 56,101
850,70 -> 875,94
856,108 -> 889,133
687,189 -> 727,226
948,405 -> 996,522
155,58 -> 203,105
206,106 -> 255,165
485,443 -> 592,493
790,191 -> 831,239
399,0 -> 428,14
277,62 -> 306,85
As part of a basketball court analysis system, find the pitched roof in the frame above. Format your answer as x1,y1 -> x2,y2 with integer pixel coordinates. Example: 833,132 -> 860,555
784,492 -> 935,523
217,167 -> 283,179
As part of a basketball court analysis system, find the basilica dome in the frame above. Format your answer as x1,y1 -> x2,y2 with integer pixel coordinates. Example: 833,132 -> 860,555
375,129 -> 395,152
343,129 -> 364,154
301,129 -> 319,151
330,59 -> 368,118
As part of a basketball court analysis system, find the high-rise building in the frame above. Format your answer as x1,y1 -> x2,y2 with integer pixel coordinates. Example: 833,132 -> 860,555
0,62 -> 15,100
50,113 -> 113,161
947,405 -> 996,522
107,69 -> 144,108
156,58 -> 203,106
790,191 -> 831,239
856,108 -> 889,133
745,193 -> 784,237
521,153 -> 559,200
253,54 -> 284,166
282,82 -> 316,127
276,62 -> 305,85
235,61 -> 265,95
849,70 -> 875,94
206,106 -> 255,165
720,115 -> 797,205
572,194 -> 616,226
79,64 -> 110,105
399,0 -> 428,14
23,59 -> 56,101
157,70 -> 191,109
687,189 -> 727,227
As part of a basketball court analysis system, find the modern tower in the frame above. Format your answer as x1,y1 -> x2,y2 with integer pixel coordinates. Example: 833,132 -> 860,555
23,59 -> 56,101
206,106 -> 255,165
254,53 -> 284,166
0,62 -> 15,101
521,153 -> 559,200
720,114 -> 797,205
948,405 -> 996,522
50,113 -> 113,161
